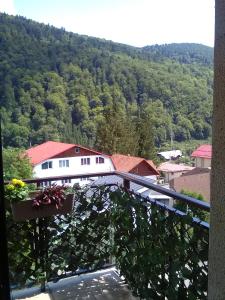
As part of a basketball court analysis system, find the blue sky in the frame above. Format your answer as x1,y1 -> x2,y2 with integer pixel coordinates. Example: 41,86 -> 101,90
1,0 -> 215,47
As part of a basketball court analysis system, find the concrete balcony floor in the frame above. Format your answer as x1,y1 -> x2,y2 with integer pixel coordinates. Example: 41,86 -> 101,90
14,268 -> 139,300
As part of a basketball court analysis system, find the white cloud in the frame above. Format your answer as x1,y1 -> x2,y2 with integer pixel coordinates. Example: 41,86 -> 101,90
0,0 -> 16,15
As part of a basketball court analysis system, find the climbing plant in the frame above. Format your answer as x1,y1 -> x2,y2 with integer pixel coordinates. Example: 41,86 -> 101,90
8,185 -> 208,299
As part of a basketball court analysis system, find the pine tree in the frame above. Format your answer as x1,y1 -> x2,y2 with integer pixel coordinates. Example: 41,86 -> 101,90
135,109 -> 157,161
95,101 -> 137,155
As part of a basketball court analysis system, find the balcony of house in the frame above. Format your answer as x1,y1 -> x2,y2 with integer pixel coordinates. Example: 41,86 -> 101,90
6,171 -> 209,300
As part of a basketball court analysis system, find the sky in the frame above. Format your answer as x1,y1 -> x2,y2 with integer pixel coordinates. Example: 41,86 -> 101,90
0,0 -> 215,47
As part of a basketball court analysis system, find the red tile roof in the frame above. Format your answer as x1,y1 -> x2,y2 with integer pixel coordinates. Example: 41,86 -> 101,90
26,141 -> 106,165
158,162 -> 194,173
111,154 -> 159,175
191,144 -> 212,159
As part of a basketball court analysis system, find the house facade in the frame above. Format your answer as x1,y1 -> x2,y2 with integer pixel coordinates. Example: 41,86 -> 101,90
26,142 -> 159,186
170,168 -> 211,202
26,141 -> 114,186
191,144 -> 212,168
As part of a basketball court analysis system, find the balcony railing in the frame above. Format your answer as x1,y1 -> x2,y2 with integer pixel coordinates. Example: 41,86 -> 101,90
6,171 -> 209,299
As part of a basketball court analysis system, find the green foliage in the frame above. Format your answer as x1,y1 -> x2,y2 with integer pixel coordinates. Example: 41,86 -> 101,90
95,101 -> 138,155
175,190 -> 209,222
110,188 -> 208,299
3,148 -> 33,180
5,179 -> 29,203
8,185 -> 208,299
0,13 -> 213,152
135,108 -> 157,160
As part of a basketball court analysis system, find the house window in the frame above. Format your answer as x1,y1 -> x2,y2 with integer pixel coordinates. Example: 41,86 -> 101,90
96,157 -> 104,164
61,179 -> 71,184
80,177 -> 89,181
59,160 -> 69,168
81,158 -> 90,165
75,147 -> 80,153
40,181 -> 52,187
41,161 -> 52,169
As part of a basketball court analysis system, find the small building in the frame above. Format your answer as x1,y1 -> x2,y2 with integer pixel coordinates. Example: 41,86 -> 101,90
157,150 -> 182,161
111,154 -> 159,180
158,162 -> 194,183
191,144 -> 212,168
170,168 -> 211,202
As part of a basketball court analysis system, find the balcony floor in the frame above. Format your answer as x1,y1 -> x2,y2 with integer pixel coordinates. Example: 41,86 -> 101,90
14,268 -> 139,300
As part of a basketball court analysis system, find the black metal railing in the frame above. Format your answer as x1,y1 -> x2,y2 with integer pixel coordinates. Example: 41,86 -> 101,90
7,171 -> 209,299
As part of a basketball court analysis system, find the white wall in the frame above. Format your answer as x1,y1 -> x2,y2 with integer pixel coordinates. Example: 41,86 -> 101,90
33,155 -> 115,186
195,157 -> 211,168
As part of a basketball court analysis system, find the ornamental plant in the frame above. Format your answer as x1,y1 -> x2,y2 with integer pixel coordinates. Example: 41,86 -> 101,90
33,184 -> 67,209
5,178 -> 29,203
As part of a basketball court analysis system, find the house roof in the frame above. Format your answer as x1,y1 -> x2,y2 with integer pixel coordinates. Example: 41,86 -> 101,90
111,154 -> 159,175
87,175 -> 163,199
181,167 -> 211,177
158,162 -> 194,173
158,150 -> 182,160
26,141 -> 107,165
170,167 -> 211,202
191,144 -> 212,159
90,175 -> 155,192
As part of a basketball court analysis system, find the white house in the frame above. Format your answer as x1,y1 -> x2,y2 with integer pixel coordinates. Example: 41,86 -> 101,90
25,142 -> 159,187
26,141 -> 114,186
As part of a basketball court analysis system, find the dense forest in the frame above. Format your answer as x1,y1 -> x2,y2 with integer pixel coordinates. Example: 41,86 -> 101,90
0,13 -> 213,157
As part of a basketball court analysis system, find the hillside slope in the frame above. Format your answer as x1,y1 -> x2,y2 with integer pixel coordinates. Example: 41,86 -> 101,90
0,13 -> 213,148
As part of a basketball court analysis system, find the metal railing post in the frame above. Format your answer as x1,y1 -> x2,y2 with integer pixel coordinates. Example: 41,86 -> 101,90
123,179 -> 130,190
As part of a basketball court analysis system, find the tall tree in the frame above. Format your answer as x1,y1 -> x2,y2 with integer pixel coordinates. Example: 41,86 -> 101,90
95,101 -> 137,155
135,109 -> 157,161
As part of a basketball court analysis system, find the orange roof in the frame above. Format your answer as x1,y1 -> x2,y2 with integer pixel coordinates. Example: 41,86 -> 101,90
191,144 -> 212,159
26,141 -> 107,165
111,154 -> 159,175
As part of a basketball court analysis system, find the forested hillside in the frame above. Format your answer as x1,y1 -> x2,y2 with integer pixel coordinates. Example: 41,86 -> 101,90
0,13 -> 213,154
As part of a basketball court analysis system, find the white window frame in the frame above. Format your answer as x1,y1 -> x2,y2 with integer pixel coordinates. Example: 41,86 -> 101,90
61,179 -> 71,184
75,147 -> 80,153
41,161 -> 53,169
96,157 -> 105,164
40,181 -> 52,187
81,158 -> 90,165
59,159 -> 69,168
80,177 -> 89,181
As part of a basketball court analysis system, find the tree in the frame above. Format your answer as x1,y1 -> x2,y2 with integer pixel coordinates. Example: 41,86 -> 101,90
135,109 -> 157,161
95,101 -> 137,155
3,148 -> 33,180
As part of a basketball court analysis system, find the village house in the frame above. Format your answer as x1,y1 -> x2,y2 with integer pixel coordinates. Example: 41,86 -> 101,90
191,144 -> 212,168
26,141 -> 159,186
110,154 -> 159,180
26,141 -> 114,186
158,162 -> 194,183
157,149 -> 182,161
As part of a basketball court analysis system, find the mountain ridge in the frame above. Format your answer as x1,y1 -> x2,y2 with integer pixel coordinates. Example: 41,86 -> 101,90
0,13 -> 213,149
